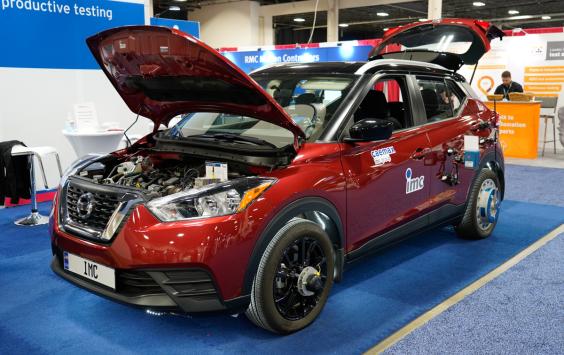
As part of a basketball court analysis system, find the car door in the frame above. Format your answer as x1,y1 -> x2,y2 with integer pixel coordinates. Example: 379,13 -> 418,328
340,74 -> 435,254
414,76 -> 494,210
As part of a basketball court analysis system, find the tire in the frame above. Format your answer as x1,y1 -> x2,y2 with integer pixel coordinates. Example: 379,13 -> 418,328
455,168 -> 501,240
245,218 -> 335,334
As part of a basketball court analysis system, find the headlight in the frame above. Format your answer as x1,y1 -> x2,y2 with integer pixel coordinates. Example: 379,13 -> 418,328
146,177 -> 276,221
59,153 -> 105,187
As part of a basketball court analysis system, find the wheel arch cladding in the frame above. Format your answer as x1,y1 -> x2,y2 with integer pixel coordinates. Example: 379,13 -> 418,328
486,161 -> 505,200
242,197 -> 345,296
472,150 -> 505,201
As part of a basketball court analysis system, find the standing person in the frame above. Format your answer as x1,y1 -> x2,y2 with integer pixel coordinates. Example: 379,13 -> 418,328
494,71 -> 523,100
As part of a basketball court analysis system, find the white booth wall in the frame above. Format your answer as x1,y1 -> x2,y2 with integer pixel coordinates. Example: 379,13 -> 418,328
0,68 -> 153,188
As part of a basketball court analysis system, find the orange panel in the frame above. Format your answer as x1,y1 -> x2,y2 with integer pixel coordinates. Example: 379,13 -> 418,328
485,101 -> 541,159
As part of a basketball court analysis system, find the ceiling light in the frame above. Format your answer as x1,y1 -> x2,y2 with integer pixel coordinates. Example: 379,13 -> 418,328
377,12 -> 389,17
472,1 -> 486,6
169,5 -> 181,10
339,23 -> 349,27
383,27 -> 389,31
294,17 -> 306,22
509,15 -> 533,20
542,15 -> 551,20
508,9 -> 519,15
418,18 -> 428,22
174,0 -> 187,2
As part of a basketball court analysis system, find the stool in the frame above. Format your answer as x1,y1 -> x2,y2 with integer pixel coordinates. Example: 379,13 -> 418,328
537,96 -> 558,157
11,146 -> 63,226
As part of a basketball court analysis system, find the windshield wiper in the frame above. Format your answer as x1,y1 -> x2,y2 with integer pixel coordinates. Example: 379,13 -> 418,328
188,133 -> 278,148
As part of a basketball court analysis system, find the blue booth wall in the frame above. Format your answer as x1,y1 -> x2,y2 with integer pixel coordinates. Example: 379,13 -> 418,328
0,0 -> 144,69
222,44 -> 373,73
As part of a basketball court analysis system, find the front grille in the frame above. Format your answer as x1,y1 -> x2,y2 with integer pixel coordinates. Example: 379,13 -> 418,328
117,270 -> 163,296
162,270 -> 217,300
60,178 -> 143,241
66,184 -> 121,231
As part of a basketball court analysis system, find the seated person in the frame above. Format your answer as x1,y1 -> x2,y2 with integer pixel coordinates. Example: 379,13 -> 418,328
494,71 -> 523,101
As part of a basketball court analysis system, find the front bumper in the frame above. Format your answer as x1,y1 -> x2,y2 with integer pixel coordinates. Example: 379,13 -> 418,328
50,197 -> 263,313
51,249 -> 249,313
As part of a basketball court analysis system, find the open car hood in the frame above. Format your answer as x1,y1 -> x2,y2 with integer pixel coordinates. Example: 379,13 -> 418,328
86,26 -> 305,143
370,19 -> 504,70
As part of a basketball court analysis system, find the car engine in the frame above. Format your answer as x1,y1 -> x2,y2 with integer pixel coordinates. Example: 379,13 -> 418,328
76,154 -> 204,197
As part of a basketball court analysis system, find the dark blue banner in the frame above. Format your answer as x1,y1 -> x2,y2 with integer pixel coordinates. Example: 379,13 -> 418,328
222,45 -> 373,73
0,0 -> 144,69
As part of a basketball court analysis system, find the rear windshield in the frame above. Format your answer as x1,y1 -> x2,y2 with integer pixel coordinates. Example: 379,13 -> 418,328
167,74 -> 357,147
377,24 -> 479,56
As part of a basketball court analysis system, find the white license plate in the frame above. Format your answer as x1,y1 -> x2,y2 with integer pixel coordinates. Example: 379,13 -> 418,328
63,251 -> 116,290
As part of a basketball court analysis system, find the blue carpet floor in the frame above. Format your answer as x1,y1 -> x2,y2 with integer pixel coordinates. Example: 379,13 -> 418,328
504,164 -> 564,207
386,234 -> 564,355
1,193 -> 563,354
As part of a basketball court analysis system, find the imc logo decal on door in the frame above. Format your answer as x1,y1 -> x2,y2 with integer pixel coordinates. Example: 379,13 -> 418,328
405,168 -> 424,194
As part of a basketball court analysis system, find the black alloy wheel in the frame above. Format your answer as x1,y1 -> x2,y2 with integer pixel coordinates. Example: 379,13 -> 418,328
273,237 -> 328,321
246,218 -> 335,334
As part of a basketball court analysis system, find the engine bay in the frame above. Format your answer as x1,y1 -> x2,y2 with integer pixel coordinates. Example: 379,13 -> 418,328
74,151 -> 250,198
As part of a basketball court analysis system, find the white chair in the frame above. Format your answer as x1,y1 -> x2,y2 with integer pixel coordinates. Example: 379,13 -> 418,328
11,145 -> 63,226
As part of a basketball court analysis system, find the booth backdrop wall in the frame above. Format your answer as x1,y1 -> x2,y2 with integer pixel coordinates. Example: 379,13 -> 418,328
459,28 -> 564,153
0,0 -> 200,189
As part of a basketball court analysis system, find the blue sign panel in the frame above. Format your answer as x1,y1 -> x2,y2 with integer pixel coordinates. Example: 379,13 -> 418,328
0,0 -> 144,69
150,17 -> 200,38
222,44 -> 373,73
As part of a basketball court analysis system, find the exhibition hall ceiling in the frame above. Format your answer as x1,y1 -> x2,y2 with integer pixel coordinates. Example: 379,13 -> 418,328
152,0 -> 564,43
273,0 -> 564,42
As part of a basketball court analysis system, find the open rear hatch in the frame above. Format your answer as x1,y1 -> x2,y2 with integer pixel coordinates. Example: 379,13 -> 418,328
86,25 -> 305,147
370,18 -> 504,71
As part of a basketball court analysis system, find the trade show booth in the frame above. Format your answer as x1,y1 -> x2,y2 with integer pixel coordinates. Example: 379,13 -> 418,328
1,1 -> 564,354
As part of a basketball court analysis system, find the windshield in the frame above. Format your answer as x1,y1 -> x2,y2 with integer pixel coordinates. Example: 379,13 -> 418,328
166,74 -> 357,147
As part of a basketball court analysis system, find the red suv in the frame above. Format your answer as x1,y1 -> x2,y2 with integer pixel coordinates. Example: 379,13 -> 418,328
50,19 -> 505,333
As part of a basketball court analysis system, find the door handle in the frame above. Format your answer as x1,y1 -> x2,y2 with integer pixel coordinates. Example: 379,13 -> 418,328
411,147 -> 431,160
471,120 -> 491,131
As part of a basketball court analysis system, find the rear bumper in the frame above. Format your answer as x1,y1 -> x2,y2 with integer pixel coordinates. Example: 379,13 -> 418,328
50,252 -> 249,313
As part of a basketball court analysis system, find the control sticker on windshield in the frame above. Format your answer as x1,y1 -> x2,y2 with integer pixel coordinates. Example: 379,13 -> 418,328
371,146 -> 396,166
405,168 -> 424,194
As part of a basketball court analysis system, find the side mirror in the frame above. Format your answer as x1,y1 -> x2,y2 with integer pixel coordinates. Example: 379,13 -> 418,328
345,118 -> 393,142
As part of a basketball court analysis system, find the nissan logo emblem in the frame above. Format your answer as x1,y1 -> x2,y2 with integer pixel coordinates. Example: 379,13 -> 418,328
76,193 -> 95,220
